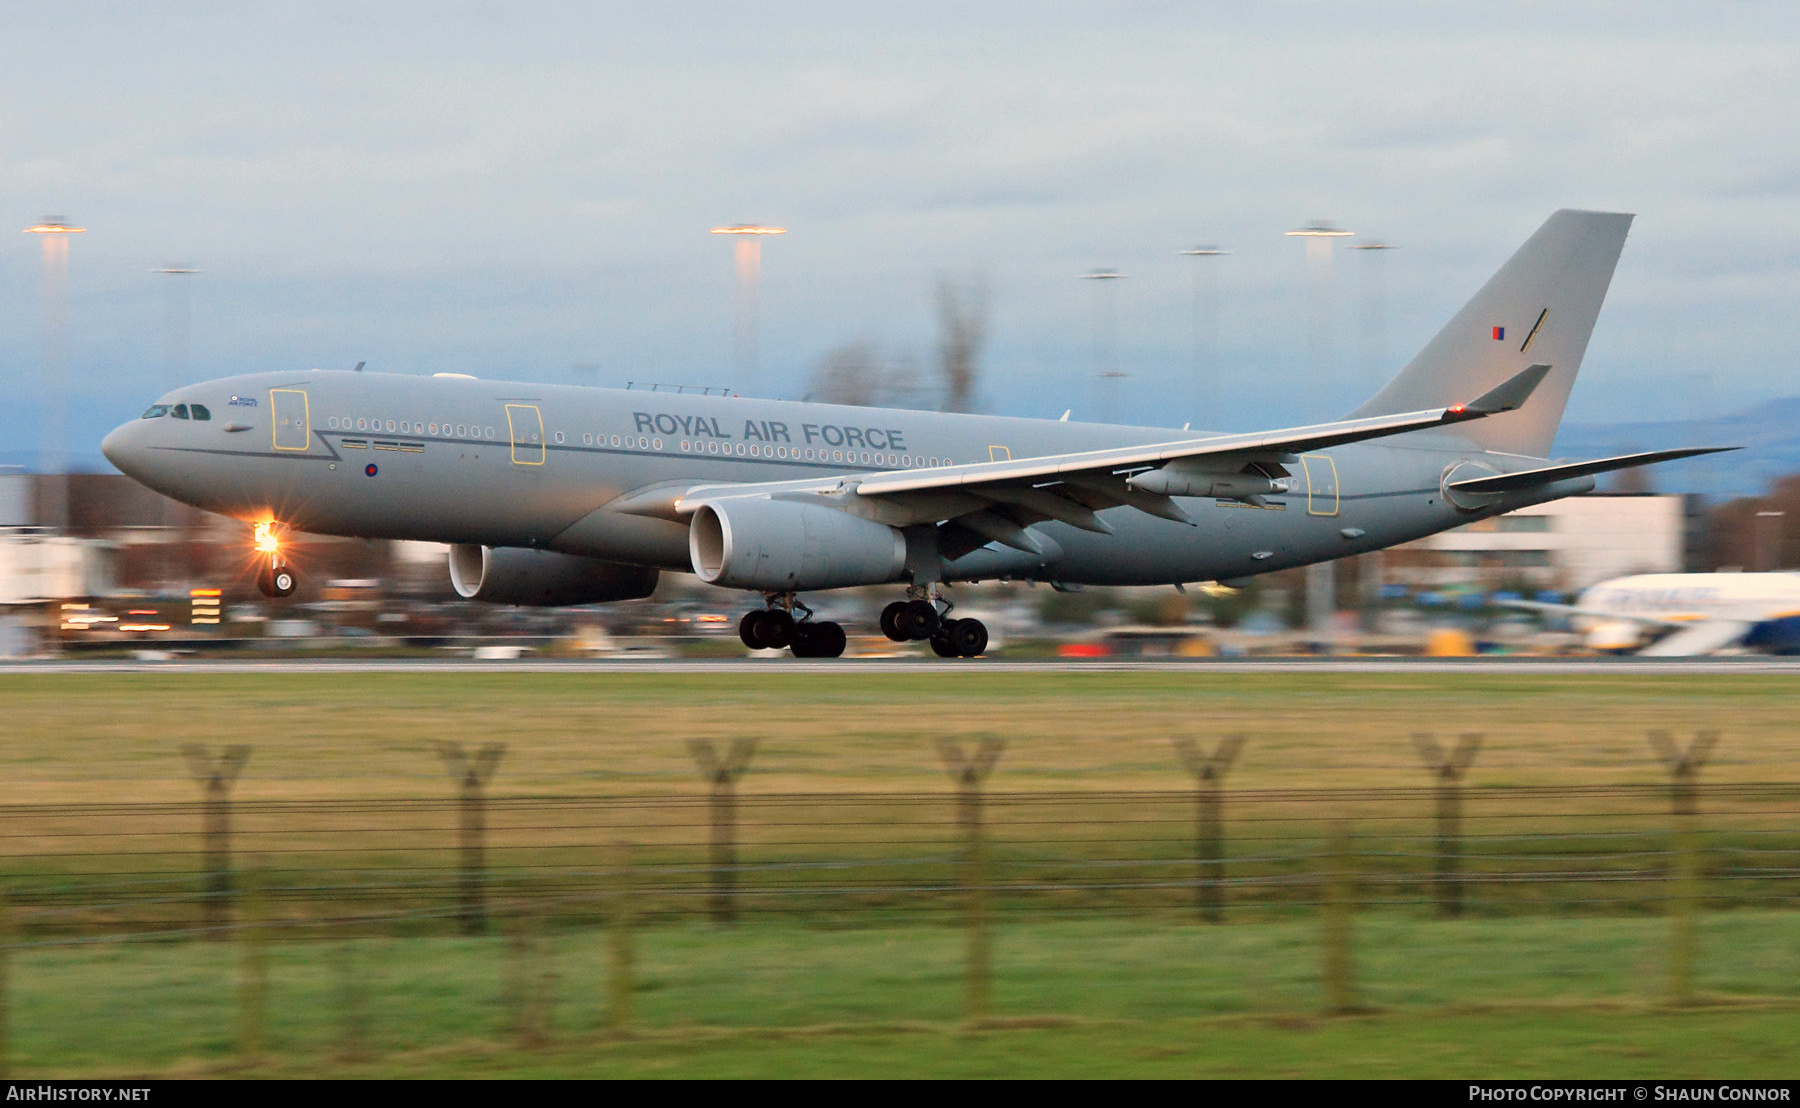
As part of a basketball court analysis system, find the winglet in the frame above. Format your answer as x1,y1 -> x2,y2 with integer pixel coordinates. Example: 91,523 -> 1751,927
1461,363 -> 1552,416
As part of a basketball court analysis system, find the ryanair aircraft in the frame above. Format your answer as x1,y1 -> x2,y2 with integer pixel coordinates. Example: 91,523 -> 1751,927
103,210 -> 1725,658
1517,572 -> 1800,656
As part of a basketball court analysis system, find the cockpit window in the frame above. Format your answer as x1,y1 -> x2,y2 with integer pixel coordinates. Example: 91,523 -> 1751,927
140,405 -> 170,419
171,404 -> 190,420
189,404 -> 211,421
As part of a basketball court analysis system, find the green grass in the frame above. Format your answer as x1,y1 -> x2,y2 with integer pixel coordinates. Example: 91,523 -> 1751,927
11,911 -> 1800,1077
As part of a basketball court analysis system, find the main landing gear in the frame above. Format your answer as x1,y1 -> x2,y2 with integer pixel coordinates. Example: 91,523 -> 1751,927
739,589 -> 989,660
880,591 -> 988,658
739,597 -> 847,658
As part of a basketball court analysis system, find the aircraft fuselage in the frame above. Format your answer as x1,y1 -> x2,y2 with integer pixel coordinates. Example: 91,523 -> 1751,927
102,368 -> 1590,589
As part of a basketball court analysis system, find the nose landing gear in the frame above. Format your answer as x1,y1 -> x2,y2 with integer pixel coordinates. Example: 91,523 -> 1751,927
881,588 -> 988,657
740,595 -> 846,658
252,521 -> 297,598
256,558 -> 297,598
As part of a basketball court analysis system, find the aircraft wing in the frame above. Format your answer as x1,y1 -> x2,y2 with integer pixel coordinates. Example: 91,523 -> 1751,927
671,364 -> 1553,556
1500,598 -> 1693,629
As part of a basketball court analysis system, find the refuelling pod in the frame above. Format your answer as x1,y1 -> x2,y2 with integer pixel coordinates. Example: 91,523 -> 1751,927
448,545 -> 659,606
689,498 -> 907,591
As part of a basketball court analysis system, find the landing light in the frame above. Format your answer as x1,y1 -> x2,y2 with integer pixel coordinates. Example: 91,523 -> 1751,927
253,521 -> 280,554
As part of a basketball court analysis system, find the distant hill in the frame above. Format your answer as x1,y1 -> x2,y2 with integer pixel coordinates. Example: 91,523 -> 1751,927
1555,399 -> 1800,499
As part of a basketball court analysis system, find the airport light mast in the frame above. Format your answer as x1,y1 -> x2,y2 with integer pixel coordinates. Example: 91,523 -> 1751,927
1287,220 -> 1353,637
710,224 -> 786,396
1180,246 -> 1228,422
26,218 -> 85,533
1081,268 -> 1126,423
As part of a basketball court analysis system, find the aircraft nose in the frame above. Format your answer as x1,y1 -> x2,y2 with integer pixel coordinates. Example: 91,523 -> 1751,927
101,420 -> 143,477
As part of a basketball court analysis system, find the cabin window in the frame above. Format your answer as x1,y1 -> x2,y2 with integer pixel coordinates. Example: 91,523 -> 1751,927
140,405 -> 169,419
652,438 -> 663,450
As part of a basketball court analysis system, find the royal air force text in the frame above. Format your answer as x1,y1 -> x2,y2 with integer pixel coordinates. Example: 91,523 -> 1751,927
632,414 -> 907,452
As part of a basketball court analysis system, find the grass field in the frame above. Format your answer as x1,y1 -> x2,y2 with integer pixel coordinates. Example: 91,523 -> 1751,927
2,669 -> 1797,1076
0,670 -> 1795,802
12,912 -> 1800,1078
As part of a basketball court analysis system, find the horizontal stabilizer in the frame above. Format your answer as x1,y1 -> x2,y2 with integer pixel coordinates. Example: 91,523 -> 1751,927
1465,363 -> 1552,414
1447,447 -> 1737,495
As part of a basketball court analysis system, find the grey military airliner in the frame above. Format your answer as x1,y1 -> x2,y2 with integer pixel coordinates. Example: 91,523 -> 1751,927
102,209 -> 1726,657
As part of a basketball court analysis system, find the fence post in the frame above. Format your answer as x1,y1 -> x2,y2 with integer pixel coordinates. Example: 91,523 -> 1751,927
506,899 -> 549,1049
0,894 -> 11,1080
608,843 -> 635,1036
1174,735 -> 1245,922
938,736 -> 1005,1028
687,739 -> 757,924
333,935 -> 370,1064
436,741 -> 506,936
1650,732 -> 1715,1005
1413,733 -> 1482,919
1649,730 -> 1717,820
1320,820 -> 1356,1014
182,744 -> 250,939
237,864 -> 266,1065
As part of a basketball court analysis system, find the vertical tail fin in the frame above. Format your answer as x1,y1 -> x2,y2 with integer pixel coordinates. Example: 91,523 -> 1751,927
1347,209 -> 1633,457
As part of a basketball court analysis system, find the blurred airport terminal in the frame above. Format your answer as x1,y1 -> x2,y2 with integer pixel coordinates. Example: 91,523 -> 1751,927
4,465 -> 1797,660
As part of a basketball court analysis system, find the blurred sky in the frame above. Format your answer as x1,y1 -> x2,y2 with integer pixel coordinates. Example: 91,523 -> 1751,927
3,2 -> 1798,468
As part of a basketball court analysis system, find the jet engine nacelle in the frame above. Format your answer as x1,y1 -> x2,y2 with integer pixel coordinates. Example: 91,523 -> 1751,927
1583,618 -> 1647,652
689,498 -> 907,591
447,545 -> 659,606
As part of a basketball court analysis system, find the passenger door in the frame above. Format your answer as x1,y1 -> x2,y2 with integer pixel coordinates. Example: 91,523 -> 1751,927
506,404 -> 545,466
270,389 -> 311,451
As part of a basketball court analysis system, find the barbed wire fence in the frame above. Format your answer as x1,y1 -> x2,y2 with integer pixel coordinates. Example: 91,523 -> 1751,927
0,731 -> 1795,1065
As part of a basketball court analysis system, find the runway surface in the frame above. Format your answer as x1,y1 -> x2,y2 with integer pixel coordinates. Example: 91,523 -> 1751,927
4,656 -> 1800,675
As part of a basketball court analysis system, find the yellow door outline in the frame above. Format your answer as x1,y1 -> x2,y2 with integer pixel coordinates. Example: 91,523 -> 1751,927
988,445 -> 1012,462
506,405 -> 545,465
1301,454 -> 1339,517
270,389 -> 311,451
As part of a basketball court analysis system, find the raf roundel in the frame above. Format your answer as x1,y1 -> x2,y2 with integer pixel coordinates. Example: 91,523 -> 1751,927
364,463 -> 378,477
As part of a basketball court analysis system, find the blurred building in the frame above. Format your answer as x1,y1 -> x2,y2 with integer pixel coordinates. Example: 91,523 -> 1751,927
1383,493 -> 1686,593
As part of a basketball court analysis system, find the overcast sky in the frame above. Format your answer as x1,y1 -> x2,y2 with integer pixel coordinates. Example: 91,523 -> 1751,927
3,2 -> 1797,468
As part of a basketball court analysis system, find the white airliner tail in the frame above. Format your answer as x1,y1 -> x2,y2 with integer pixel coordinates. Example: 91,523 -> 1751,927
1348,209 -> 1634,458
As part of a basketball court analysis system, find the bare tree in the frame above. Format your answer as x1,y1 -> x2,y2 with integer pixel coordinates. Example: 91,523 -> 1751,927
936,275 -> 990,413
806,340 -> 922,408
